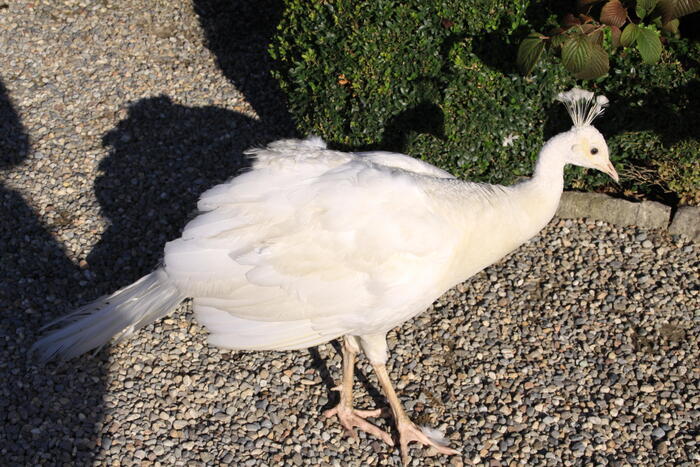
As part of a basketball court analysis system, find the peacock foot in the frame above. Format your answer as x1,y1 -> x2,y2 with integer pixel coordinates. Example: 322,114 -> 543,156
395,418 -> 460,464
324,401 -> 394,446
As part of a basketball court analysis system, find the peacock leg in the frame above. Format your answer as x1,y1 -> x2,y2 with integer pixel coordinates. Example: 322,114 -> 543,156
324,336 -> 393,445
372,362 -> 460,464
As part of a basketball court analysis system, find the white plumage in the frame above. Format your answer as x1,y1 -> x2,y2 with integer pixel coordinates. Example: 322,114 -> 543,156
168,138 -> 474,348
33,88 -> 618,462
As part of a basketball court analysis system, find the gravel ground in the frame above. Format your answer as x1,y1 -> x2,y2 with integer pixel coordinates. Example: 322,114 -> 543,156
1,1 -> 698,465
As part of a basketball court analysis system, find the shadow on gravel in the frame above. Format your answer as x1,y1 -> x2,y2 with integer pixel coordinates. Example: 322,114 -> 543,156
14,0 -> 350,461
88,96 -> 261,289
193,0 -> 294,134
88,0 -> 296,290
0,80 -> 105,463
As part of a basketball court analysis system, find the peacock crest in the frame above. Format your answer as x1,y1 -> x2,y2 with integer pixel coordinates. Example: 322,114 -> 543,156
557,88 -> 608,128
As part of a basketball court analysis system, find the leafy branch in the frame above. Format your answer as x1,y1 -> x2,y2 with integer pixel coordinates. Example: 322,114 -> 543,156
518,0 -> 700,79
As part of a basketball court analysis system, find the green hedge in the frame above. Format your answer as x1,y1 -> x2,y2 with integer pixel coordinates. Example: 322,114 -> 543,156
269,0 -> 699,205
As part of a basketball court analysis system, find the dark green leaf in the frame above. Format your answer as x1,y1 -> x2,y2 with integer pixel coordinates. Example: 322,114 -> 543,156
517,34 -> 546,75
636,0 -> 658,19
561,34 -> 595,77
662,18 -> 680,33
575,42 -> 610,79
620,23 -> 639,46
562,33 -> 593,74
551,33 -> 568,48
636,26 -> 663,63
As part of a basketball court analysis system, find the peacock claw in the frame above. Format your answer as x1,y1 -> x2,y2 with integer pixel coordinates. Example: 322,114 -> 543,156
395,418 -> 460,465
324,403 -> 394,446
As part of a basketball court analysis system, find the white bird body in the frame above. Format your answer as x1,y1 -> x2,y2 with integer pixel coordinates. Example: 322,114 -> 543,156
160,136 -> 561,359
33,88 -> 618,463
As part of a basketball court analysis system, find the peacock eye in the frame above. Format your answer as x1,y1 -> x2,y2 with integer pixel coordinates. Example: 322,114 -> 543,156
590,147 -> 599,155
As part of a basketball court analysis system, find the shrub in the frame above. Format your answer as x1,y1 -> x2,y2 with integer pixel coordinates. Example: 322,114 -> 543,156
270,0 -> 699,205
269,0 -> 531,148
594,39 -> 699,204
517,0 -> 700,79
403,39 -> 573,185
656,139 -> 700,205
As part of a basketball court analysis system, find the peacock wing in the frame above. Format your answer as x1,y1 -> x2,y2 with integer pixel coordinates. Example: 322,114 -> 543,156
164,139 -> 461,349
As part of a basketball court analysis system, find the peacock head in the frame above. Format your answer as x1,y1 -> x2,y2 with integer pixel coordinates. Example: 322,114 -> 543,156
557,88 -> 618,182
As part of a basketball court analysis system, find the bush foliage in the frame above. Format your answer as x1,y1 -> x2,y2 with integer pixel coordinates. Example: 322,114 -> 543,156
518,0 -> 700,80
270,0 -> 699,205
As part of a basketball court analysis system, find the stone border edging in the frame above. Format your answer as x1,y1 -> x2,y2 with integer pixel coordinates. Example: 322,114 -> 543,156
556,192 -> 699,243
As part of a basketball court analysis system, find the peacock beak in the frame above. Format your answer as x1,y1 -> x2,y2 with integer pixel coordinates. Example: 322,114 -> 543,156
601,160 -> 619,183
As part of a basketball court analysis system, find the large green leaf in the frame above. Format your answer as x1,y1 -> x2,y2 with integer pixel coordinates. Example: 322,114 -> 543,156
562,33 -> 592,74
636,0 -> 658,19
517,34 -> 546,75
620,23 -> 639,46
636,26 -> 663,63
575,42 -> 610,79
562,33 -> 609,79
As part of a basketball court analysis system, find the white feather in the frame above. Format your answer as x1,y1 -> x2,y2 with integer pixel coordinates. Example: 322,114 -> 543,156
32,269 -> 184,361
420,426 -> 450,447
354,150 -> 455,178
196,305 -> 337,351
556,87 -> 608,128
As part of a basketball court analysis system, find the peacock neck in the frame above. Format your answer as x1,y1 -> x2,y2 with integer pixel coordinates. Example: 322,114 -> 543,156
438,136 -> 571,292
508,132 -> 571,235
531,133 -> 568,191
441,133 -> 573,293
